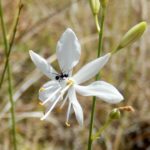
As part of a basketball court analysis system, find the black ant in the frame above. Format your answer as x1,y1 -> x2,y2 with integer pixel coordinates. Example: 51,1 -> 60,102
55,72 -> 69,81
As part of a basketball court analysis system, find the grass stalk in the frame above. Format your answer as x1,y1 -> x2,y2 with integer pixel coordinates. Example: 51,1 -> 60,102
87,7 -> 106,150
0,0 -> 23,89
0,0 -> 22,149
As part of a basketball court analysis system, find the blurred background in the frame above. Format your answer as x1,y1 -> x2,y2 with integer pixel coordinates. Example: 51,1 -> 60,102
0,0 -> 150,150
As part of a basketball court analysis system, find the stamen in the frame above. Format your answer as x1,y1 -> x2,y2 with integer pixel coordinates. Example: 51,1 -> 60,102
66,79 -> 74,85
42,87 -> 61,105
61,81 -> 73,95
41,95 -> 61,120
65,122 -> 70,127
66,102 -> 71,127
39,102 -> 43,106
39,87 -> 45,92
60,94 -> 68,109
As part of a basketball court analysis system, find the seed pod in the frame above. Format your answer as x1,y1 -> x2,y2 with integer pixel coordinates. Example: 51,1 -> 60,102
109,108 -> 121,120
89,0 -> 100,15
116,21 -> 147,51
100,0 -> 109,8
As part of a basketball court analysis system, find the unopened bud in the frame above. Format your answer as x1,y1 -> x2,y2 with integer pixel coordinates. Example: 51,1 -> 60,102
116,21 -> 147,51
100,0 -> 109,8
90,0 -> 100,15
109,108 -> 121,120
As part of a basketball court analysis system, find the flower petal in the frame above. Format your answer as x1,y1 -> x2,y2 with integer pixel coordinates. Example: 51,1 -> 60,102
39,81 -> 61,102
29,50 -> 57,79
68,87 -> 83,126
75,81 -> 124,104
56,28 -> 81,73
73,53 -> 111,84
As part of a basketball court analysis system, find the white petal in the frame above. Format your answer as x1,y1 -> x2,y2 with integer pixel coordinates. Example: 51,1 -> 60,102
73,53 -> 111,84
75,81 -> 124,104
29,50 -> 57,79
42,87 -> 61,105
56,28 -> 81,73
68,87 -> 83,126
39,81 -> 60,102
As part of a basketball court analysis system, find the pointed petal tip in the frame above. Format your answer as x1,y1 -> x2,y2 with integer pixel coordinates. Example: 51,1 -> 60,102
105,52 -> 111,60
29,50 -> 36,58
29,50 -> 39,62
108,91 -> 124,104
64,28 -> 76,37
113,93 -> 124,104
119,94 -> 124,102
66,27 -> 73,32
107,52 -> 111,57
29,50 -> 34,55
116,90 -> 124,101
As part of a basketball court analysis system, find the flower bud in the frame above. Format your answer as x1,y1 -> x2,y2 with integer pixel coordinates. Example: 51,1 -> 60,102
109,108 -> 121,120
116,21 -> 147,51
90,0 -> 100,15
100,0 -> 109,8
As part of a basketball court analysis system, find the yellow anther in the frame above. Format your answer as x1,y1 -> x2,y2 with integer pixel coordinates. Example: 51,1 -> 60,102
39,87 -> 45,92
66,79 -> 74,85
57,107 -> 62,112
39,102 -> 43,106
65,122 -> 70,127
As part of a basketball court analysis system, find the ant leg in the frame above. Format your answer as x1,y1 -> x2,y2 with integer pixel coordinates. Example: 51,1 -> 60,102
52,72 -> 59,75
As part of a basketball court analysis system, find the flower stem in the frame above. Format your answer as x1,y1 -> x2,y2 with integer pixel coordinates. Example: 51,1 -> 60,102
87,7 -> 106,150
7,64 -> 17,150
94,14 -> 100,33
97,8 -> 105,57
0,0 -> 20,149
92,118 -> 112,141
0,0 -> 23,89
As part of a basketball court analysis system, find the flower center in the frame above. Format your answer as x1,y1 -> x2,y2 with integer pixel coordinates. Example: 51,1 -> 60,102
66,78 -> 74,85
39,78 -> 75,110
60,79 -> 74,95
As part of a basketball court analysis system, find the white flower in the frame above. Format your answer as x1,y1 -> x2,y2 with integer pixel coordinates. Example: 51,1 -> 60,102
29,28 -> 124,126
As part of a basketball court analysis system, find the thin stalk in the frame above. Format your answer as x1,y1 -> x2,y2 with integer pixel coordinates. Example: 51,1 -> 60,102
7,64 -> 17,150
0,0 -> 19,149
87,7 -> 106,150
94,14 -> 100,33
0,0 -> 8,50
0,0 -> 23,89
92,118 -> 112,141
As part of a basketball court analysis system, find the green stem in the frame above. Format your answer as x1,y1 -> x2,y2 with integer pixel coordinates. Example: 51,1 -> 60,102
0,0 -> 18,149
87,7 -> 106,150
7,64 -> 17,150
98,8 -> 105,57
0,0 -> 8,51
94,14 -> 100,33
0,0 -> 23,89
92,118 -> 112,141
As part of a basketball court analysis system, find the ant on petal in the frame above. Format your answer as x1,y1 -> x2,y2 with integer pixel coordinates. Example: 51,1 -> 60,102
55,72 -> 69,81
